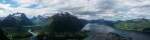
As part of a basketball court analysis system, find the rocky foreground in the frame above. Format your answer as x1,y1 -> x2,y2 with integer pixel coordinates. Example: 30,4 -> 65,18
91,32 -> 134,40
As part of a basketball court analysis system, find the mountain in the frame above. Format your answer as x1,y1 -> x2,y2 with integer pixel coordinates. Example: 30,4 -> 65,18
88,19 -> 117,27
45,12 -> 85,32
126,18 -> 149,23
0,17 -> 5,21
0,20 -> 1,27
20,13 -> 34,25
89,19 -> 105,24
0,12 -> 34,27
79,19 -> 88,26
1,15 -> 18,27
30,15 -> 51,25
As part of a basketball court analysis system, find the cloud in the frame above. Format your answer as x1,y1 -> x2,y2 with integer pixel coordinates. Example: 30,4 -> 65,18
0,3 -> 13,16
0,0 -> 150,20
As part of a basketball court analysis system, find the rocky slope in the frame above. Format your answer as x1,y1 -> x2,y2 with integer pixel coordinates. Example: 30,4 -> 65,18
91,32 -> 133,40
0,12 -> 34,27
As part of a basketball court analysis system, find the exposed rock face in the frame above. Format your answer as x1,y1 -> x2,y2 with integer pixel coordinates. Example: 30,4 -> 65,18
20,13 -> 34,25
1,15 -> 18,27
91,32 -> 133,40
30,15 -> 51,25
0,12 -> 34,27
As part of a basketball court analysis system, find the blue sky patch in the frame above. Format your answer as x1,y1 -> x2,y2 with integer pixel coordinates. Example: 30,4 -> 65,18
26,4 -> 39,8
0,0 -> 19,8
54,9 -> 63,13
120,9 -> 130,13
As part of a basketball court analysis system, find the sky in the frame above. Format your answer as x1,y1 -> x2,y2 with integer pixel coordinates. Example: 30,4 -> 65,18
0,0 -> 150,21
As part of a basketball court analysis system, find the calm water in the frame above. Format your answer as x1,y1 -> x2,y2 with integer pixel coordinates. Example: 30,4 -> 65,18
82,23 -> 150,40
28,29 -> 38,40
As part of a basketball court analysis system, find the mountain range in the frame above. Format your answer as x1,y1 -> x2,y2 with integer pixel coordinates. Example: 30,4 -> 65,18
30,15 -> 51,25
0,12 -> 34,27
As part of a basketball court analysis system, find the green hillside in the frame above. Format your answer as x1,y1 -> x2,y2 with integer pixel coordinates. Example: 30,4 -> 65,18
115,19 -> 150,32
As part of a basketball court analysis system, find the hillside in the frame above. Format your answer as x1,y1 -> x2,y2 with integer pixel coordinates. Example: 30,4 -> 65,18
115,18 -> 150,32
45,12 -> 85,32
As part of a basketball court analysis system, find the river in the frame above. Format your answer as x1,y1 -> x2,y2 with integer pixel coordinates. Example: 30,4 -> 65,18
82,23 -> 150,40
28,29 -> 38,40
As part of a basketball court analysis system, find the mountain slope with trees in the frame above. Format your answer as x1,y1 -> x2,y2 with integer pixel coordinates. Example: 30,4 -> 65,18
45,12 -> 85,32
115,18 -> 150,32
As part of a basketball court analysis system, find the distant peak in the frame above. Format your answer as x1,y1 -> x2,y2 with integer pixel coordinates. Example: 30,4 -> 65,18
12,12 -> 25,16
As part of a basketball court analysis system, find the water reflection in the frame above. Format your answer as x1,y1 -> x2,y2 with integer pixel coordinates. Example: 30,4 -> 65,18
82,23 -> 150,40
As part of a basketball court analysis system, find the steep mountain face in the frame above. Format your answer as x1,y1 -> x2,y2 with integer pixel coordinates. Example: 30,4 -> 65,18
79,19 -> 88,26
45,12 -> 84,32
0,21 -> 1,27
30,15 -> 51,25
20,13 -> 34,25
0,12 -> 34,27
1,15 -> 18,27
0,17 -> 5,21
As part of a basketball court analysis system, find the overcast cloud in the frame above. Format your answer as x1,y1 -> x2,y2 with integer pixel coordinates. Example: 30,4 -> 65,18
0,0 -> 150,20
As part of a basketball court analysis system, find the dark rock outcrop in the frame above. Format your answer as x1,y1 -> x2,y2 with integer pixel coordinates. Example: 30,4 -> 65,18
20,13 -> 34,25
0,28 -> 10,40
91,32 -> 133,40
